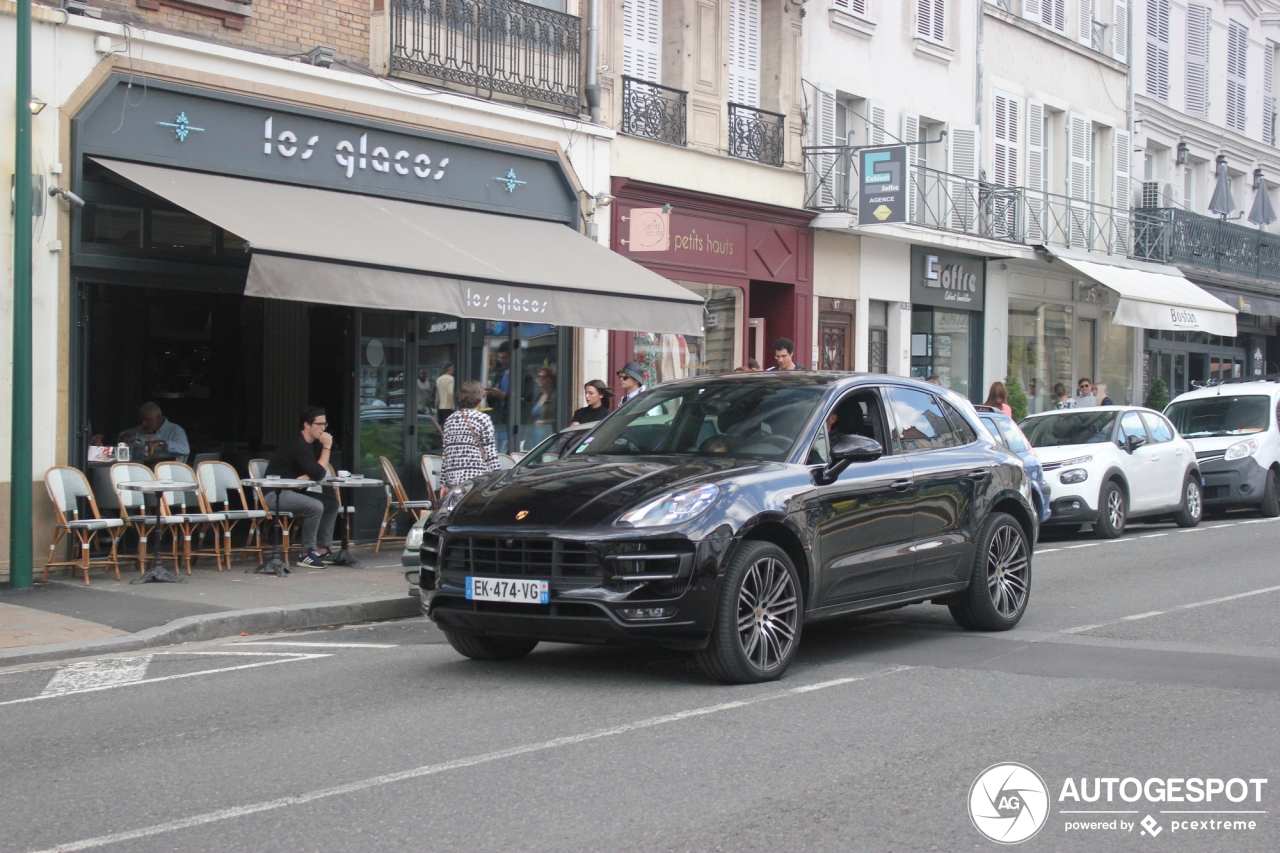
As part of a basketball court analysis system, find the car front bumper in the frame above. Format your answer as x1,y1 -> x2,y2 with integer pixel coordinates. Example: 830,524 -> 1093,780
1041,482 -> 1099,526
1199,456 -> 1269,508
422,533 -> 733,649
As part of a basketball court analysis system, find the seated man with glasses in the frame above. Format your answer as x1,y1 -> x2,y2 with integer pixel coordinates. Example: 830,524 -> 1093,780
265,406 -> 341,569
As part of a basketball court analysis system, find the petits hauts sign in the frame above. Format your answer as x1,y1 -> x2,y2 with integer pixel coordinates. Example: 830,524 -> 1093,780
75,76 -> 578,223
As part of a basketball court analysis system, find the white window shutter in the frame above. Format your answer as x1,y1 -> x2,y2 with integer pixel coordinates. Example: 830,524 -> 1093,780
902,111 -> 921,222
833,0 -> 868,14
1226,21 -> 1248,134
1112,0 -> 1127,62
917,0 -> 944,43
622,0 -> 663,83
867,101 -> 887,146
1024,0 -> 1041,25
729,0 -> 761,107
1145,0 -> 1170,101
1265,40 -> 1276,147
1186,5 -> 1211,118
1025,100 -> 1047,243
1112,127 -> 1132,251
810,87 -> 841,208
1045,0 -> 1066,34
1077,0 -> 1093,45
1067,112 -> 1092,247
947,123 -> 979,232
993,91 -> 1020,188
932,0 -> 945,42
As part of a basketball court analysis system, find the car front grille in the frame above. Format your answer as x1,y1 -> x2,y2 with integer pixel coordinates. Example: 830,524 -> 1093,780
1040,461 -> 1064,472
1203,485 -> 1231,500
440,536 -> 601,580
1196,451 -> 1226,463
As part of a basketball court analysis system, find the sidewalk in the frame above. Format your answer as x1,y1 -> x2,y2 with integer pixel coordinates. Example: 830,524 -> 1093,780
0,544 -> 421,668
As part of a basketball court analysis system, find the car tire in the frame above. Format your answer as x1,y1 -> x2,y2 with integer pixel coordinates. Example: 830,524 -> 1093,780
444,631 -> 539,661
1260,468 -> 1280,518
1094,481 -> 1127,539
1174,475 -> 1203,528
948,512 -> 1031,632
695,541 -> 802,684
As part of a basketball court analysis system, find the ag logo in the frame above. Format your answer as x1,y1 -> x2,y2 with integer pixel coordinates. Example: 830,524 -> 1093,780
969,763 -> 1050,844
515,510 -> 529,520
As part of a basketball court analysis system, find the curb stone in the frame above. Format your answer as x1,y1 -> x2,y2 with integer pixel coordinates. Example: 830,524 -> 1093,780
0,594 -> 421,669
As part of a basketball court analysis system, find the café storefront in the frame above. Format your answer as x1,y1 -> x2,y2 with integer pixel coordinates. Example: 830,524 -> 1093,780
69,77 -> 702,537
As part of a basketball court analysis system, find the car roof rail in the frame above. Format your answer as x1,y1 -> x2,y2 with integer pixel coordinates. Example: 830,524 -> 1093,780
1193,374 -> 1280,388
973,404 -> 999,413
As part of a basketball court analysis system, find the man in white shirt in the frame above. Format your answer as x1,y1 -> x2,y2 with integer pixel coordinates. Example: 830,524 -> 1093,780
436,363 -> 456,424
1075,378 -> 1098,408
617,362 -> 647,404
122,402 -> 190,462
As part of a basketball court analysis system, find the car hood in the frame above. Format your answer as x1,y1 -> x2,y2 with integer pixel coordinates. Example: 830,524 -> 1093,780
1032,444 -> 1112,465
448,456 -> 759,529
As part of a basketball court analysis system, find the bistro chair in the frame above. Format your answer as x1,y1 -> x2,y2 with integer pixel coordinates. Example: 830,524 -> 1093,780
42,466 -> 124,584
375,456 -> 432,553
248,457 -> 295,562
496,454 -> 517,470
325,463 -> 357,557
154,461 -> 227,573
420,454 -> 443,497
197,461 -> 266,569
192,452 -> 221,466
110,462 -> 185,574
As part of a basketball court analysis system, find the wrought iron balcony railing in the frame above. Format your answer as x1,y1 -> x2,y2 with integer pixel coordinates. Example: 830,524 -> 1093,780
729,103 -> 786,167
389,0 -> 581,113
1132,207 -> 1280,285
621,77 -> 687,146
1091,20 -> 1108,53
802,150 -> 1133,256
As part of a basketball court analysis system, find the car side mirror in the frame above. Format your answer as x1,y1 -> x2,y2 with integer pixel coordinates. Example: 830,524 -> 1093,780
1125,434 -> 1146,453
819,435 -> 883,483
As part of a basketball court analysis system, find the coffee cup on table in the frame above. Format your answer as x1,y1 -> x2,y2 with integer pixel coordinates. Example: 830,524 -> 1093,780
338,470 -> 350,478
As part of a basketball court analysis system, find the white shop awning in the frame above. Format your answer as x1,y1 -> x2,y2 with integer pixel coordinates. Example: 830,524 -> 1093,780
1047,248 -> 1237,338
92,158 -> 706,336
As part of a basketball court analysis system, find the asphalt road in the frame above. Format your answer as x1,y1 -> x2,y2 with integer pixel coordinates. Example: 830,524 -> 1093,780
2,515 -> 1279,853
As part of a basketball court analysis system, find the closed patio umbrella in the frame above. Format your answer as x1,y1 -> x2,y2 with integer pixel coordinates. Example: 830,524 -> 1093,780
1248,173 -> 1277,228
1208,154 -> 1236,217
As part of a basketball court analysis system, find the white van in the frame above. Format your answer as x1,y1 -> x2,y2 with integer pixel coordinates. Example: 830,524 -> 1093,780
1164,379 -> 1280,516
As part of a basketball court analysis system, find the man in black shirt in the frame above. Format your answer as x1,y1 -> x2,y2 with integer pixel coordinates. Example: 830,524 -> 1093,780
265,406 -> 340,568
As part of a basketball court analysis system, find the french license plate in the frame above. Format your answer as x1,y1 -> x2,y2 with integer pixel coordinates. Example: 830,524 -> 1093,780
466,576 -> 549,604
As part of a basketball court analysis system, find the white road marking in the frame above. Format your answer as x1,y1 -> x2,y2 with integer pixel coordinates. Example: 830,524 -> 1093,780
23,665 -> 915,853
41,656 -> 152,696
1065,543 -> 1099,549
1035,548 -> 1061,554
1139,533 -> 1168,539
1060,584 -> 1280,634
232,642 -> 398,649
0,653 -> 328,708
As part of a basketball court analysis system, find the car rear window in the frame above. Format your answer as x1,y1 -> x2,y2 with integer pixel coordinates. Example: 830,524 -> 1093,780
1165,395 -> 1271,437
994,418 -> 1032,453
1020,411 -> 1118,447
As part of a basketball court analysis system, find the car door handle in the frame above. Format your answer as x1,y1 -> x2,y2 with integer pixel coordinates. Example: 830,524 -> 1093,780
968,469 -> 990,481
890,479 -> 914,491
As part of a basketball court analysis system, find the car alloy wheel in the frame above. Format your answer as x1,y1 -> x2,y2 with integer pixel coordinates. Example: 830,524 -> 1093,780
986,524 -> 1029,619
736,555 -> 799,673
1185,480 -> 1201,519
1106,488 -> 1125,530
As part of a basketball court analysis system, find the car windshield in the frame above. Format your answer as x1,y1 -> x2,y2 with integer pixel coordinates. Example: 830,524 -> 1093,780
574,382 -> 826,461
1165,395 -> 1272,437
1020,411 -> 1118,447
518,427 -> 592,466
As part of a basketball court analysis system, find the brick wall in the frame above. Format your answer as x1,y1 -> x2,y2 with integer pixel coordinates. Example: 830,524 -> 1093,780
86,0 -> 371,67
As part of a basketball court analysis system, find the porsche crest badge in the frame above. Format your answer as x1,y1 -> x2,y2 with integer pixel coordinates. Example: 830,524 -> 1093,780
516,510 -> 529,520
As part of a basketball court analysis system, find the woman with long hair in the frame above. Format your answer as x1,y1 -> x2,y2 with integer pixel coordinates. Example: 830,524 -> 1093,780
984,381 -> 1013,416
571,379 -> 615,425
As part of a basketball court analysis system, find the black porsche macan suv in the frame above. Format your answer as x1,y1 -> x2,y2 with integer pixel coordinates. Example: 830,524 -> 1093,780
421,373 -> 1037,683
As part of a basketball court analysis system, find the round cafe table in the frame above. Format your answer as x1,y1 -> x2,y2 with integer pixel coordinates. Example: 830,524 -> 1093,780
241,478 -> 316,577
116,480 -> 187,585
322,475 -> 384,566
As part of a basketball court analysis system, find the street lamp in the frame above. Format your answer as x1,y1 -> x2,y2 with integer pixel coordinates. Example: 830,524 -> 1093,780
28,97 -> 45,115
10,0 -> 34,589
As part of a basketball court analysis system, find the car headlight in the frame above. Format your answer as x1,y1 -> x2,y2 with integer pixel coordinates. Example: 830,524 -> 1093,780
1056,455 -> 1093,467
405,525 -> 425,550
618,484 -> 719,528
1225,439 -> 1259,461
431,481 -> 474,523
1060,468 -> 1088,484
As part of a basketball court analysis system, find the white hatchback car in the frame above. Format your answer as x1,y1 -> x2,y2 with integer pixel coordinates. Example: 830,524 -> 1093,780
1019,406 -> 1202,537
1164,380 -> 1280,517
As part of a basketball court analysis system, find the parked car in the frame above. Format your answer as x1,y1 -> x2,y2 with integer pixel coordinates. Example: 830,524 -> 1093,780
1164,379 -> 1280,517
420,373 -> 1038,684
975,406 -> 1051,524
1019,406 -> 1202,537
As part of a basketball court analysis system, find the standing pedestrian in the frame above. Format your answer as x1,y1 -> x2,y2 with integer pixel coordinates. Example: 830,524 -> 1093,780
765,338 -> 805,371
572,379 -> 614,425
1053,383 -> 1077,409
984,381 -> 1013,416
617,362 -> 647,404
440,380 -> 499,498
435,363 -> 455,425
1076,378 -> 1099,407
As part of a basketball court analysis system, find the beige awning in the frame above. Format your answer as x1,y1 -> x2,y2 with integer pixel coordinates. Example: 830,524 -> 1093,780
93,158 -> 705,335
1047,248 -> 1237,337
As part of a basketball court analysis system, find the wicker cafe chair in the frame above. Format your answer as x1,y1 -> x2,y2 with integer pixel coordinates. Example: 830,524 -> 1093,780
110,462 -> 185,574
420,454 -> 443,498
375,456 -> 432,553
197,461 -> 266,569
42,466 -> 124,584
325,463 -> 357,556
496,453 -> 517,470
248,457 -> 295,562
154,461 -> 227,573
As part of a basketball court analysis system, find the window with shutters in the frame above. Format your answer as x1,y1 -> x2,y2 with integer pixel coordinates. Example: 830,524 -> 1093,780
993,91 -> 1020,188
1067,113 -> 1093,247
1112,127 -> 1132,249
729,0 -> 761,107
1226,21 -> 1248,134
1042,0 -> 1066,34
832,0 -> 869,17
1077,0 -> 1093,46
902,112 -> 921,222
867,101 -> 887,147
1265,40 -> 1277,147
1145,0 -> 1170,101
916,0 -> 945,44
1186,5 -> 1211,119
1025,101 -> 1048,243
1112,0 -> 1127,62
947,123 -> 979,231
623,0 -> 663,83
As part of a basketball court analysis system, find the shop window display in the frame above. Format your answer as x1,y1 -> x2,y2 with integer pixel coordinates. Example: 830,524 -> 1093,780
630,284 -> 741,384
1009,299 -> 1134,412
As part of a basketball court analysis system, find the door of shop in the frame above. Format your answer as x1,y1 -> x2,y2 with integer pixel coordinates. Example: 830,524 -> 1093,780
1144,330 -> 1244,398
